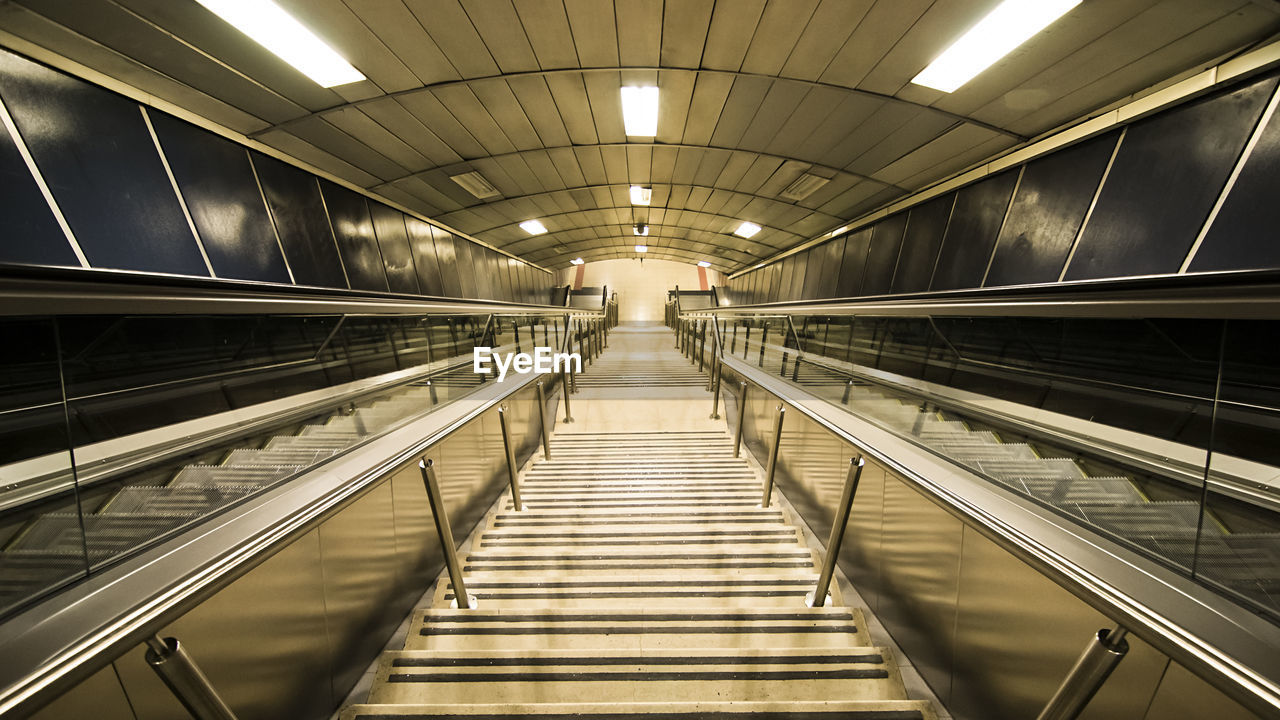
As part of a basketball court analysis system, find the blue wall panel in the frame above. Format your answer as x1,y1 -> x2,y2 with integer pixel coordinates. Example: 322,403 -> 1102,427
0,49 -> 206,276
0,117 -> 76,267
149,112 -> 290,283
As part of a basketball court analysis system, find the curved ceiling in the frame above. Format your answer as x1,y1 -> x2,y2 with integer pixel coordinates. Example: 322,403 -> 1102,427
1,0 -> 1277,271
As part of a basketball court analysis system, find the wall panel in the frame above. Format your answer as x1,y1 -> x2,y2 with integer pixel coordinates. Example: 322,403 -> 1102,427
837,227 -> 871,297
433,230 -> 463,298
405,217 -> 444,295
985,132 -> 1118,287
891,195 -> 954,294
0,111 -> 77,267
1065,74 -> 1278,281
320,181 -> 388,292
862,214 -> 908,296
930,171 -> 1018,291
369,202 -> 420,294
251,152 -> 348,289
0,49 -> 205,276
150,112 -> 290,283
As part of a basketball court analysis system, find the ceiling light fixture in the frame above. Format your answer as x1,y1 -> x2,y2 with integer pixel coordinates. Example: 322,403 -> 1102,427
630,185 -> 652,205
697,261 -> 711,268
520,219 -> 547,235
449,171 -> 501,200
779,173 -> 831,202
634,245 -> 648,253
911,0 -> 1082,93
570,257 -> 585,265
633,223 -> 649,237
620,86 -> 659,137
195,0 -> 365,87
734,221 -> 761,239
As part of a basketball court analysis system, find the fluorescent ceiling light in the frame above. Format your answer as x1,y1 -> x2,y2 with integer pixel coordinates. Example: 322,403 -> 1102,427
697,261 -> 711,268
734,221 -> 761,239
620,86 -> 659,137
630,186 -> 652,205
520,219 -> 547,235
633,223 -> 649,237
450,171 -> 501,200
911,0 -> 1081,93
634,245 -> 648,253
195,0 -> 365,87
570,257 -> 585,265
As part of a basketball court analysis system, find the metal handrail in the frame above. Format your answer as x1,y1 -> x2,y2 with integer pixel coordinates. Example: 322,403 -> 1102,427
0,364 -> 554,718
717,351 -> 1280,718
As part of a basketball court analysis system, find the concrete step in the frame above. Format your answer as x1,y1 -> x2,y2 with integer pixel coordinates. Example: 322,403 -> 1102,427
406,607 -> 872,650
342,700 -> 938,720
366,647 -> 907,705
432,575 -> 840,609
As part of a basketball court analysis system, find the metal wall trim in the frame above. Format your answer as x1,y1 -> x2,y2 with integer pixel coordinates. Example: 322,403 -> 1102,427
0,91 -> 89,268
140,106 -> 217,278
979,165 -> 1025,287
247,150 -> 296,285
1057,129 -> 1124,282
316,177 -> 353,290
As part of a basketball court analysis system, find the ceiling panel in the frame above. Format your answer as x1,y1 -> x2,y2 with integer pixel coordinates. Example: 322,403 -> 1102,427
6,0 -> 1277,271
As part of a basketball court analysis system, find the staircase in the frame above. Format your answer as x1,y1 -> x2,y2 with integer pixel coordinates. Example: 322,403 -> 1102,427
341,426 -> 936,719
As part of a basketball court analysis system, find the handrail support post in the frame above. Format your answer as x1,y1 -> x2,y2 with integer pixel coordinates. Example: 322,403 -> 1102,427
1036,626 -> 1130,720
809,456 -> 865,607
761,404 -> 786,507
144,635 -> 238,720
418,459 -> 473,609
496,405 -> 523,511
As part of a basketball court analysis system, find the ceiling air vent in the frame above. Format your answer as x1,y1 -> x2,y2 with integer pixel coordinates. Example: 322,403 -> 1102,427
450,171 -> 501,200
778,172 -> 830,202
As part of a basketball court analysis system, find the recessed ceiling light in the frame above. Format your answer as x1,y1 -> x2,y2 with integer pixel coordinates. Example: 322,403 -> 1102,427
195,0 -> 365,87
520,219 -> 547,235
911,0 -> 1082,93
779,173 -> 831,202
634,245 -> 648,253
570,257 -> 585,265
630,185 -> 652,206
697,261 -> 711,268
450,171 -> 501,200
633,223 -> 649,237
620,86 -> 659,137
734,221 -> 761,239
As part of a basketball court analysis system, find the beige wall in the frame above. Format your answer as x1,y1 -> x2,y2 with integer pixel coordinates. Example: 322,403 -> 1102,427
563,258 -> 723,323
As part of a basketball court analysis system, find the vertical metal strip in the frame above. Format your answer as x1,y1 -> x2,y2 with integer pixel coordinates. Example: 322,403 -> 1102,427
315,177 -> 352,289
979,165 -> 1025,287
1180,82 -> 1280,273
140,106 -> 216,277
925,193 -> 960,291
246,150 -> 296,284
0,93 -> 90,267
1059,129 -> 1126,282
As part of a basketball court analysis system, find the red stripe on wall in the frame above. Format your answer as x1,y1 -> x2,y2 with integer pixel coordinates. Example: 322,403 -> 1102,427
573,264 -> 586,290
697,265 -> 709,291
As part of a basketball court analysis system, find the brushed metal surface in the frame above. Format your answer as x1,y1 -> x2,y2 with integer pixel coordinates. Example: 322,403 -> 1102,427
876,474 -> 963,705
115,530 -> 331,720
950,524 -> 1168,720
1144,662 -> 1264,720
317,482 -> 401,701
29,665 -> 135,720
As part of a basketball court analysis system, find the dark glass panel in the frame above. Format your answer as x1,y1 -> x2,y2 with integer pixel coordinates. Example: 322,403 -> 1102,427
986,132 -> 1118,287
802,245 -> 826,299
1065,74 -> 1278,280
788,252 -> 808,301
368,202 -> 419,294
861,214 -> 908,296
891,196 -> 954,293
319,181 -> 387,292
453,239 -> 479,299
0,114 -> 76,266
0,50 -> 204,275
250,152 -> 347,289
148,112 -> 289,283
931,171 -> 1019,290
